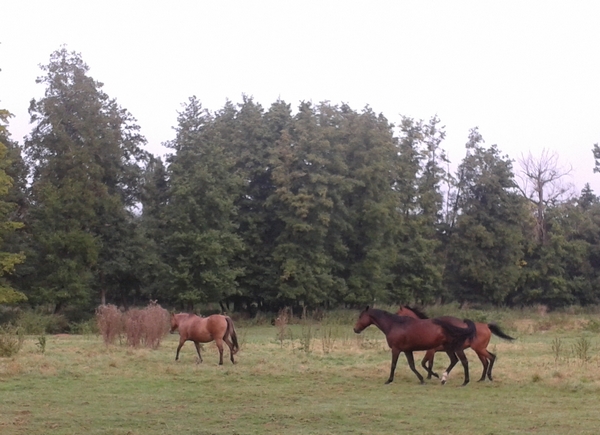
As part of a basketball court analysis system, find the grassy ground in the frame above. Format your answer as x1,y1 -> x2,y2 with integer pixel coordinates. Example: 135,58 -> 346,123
1,309 -> 600,434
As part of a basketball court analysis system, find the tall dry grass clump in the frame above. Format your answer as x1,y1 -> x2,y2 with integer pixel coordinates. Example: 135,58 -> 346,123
124,308 -> 144,347
96,304 -> 123,345
123,302 -> 170,349
275,307 -> 290,347
142,303 -> 171,349
0,324 -> 24,357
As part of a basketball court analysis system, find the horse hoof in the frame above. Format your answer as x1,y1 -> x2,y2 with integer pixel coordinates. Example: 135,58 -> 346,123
431,373 -> 440,379
461,382 -> 469,387
385,380 -> 393,385
441,380 -> 447,385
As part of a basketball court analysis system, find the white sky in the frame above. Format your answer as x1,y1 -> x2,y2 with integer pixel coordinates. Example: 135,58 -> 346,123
2,1 -> 600,194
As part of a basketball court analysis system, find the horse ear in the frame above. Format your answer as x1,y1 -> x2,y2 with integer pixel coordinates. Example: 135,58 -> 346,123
365,306 -> 370,311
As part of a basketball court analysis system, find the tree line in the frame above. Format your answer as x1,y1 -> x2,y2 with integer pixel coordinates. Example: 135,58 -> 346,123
2,47 -> 600,320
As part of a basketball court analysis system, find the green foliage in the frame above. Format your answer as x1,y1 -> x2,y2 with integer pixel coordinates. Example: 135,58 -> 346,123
22,47 -> 149,312
572,337 -> 592,365
0,111 -> 27,305
444,128 -> 528,305
163,97 -> 244,308
36,334 -> 47,354
17,309 -> 69,334
6,47 -> 600,314
0,323 -> 24,357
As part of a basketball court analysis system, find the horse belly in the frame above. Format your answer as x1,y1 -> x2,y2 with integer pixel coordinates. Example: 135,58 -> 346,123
189,330 -> 213,343
406,327 -> 446,351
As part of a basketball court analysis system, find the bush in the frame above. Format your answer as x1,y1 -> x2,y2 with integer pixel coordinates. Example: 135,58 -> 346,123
123,303 -> 170,349
17,310 -> 69,334
140,303 -> 170,349
96,304 -> 123,345
124,308 -> 144,347
0,324 -> 24,357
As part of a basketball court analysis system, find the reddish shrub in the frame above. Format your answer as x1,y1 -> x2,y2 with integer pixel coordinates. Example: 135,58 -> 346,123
96,304 -> 123,345
123,302 -> 170,349
142,303 -> 170,349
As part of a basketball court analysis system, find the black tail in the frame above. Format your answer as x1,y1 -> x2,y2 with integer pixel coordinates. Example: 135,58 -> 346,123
226,317 -> 239,354
433,318 -> 477,347
488,323 -> 515,341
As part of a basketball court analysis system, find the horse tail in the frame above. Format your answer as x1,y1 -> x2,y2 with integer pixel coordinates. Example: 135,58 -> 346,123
226,316 -> 239,355
434,318 -> 477,347
488,323 -> 515,341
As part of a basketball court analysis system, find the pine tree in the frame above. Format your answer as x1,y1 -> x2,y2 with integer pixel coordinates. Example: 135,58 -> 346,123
268,102 -> 342,308
24,47 -> 148,312
391,116 -> 448,304
444,128 -> 528,305
163,97 -> 244,309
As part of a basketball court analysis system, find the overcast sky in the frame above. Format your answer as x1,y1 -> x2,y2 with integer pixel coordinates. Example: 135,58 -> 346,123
2,1 -> 600,194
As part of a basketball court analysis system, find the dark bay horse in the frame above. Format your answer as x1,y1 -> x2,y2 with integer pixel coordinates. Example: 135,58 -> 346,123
353,307 -> 477,385
170,313 -> 239,365
397,305 -> 515,381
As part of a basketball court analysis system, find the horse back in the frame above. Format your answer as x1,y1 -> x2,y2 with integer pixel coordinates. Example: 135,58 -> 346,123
389,318 -> 449,351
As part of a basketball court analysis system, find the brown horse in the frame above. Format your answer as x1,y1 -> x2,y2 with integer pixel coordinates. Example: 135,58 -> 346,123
353,307 -> 477,385
170,313 -> 239,365
396,305 -> 515,381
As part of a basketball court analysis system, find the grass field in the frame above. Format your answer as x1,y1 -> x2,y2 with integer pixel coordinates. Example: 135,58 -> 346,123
1,308 -> 600,434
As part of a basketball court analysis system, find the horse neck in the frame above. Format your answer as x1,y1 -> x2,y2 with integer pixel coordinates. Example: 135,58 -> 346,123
174,313 -> 193,327
368,310 -> 394,334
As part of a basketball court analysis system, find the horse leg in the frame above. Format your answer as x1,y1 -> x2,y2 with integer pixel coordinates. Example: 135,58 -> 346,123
175,339 -> 185,361
215,338 -> 224,365
405,351 -> 425,384
441,351 -> 459,385
456,349 -> 470,386
223,335 -> 235,364
421,349 -> 439,379
476,350 -> 489,382
194,342 -> 203,364
487,351 -> 497,381
385,348 -> 401,384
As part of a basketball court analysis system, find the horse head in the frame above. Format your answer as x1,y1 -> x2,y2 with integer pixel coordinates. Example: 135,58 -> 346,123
169,312 -> 180,334
353,306 -> 373,333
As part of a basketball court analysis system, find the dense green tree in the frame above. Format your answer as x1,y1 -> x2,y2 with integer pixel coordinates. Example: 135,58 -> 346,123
390,116 -> 447,304
337,106 -> 398,305
229,98 -> 287,311
0,109 -> 26,304
517,189 -> 600,306
268,102 -> 340,308
163,97 -> 244,309
444,128 -> 528,305
138,156 -> 171,301
23,47 -> 149,312
514,206 -> 577,307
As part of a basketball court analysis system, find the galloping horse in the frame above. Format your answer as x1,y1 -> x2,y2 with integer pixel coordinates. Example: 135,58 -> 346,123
354,307 -> 477,385
170,313 -> 239,365
396,305 -> 515,381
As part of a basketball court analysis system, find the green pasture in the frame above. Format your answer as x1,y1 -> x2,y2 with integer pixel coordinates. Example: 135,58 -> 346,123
1,310 -> 600,435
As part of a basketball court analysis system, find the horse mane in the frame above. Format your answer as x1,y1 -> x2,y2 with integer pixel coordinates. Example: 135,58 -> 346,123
369,307 -> 413,325
403,305 -> 429,319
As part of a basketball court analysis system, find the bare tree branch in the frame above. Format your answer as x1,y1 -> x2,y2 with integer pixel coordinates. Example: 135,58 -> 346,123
516,149 -> 574,243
